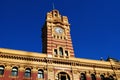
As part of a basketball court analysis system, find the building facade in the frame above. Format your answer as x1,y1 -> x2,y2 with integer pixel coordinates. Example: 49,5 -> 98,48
0,10 -> 120,80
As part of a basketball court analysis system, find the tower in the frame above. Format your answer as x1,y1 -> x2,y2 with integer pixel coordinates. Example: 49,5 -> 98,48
42,10 -> 74,58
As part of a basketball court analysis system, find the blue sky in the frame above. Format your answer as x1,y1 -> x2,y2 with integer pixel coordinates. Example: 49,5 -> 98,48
0,0 -> 120,60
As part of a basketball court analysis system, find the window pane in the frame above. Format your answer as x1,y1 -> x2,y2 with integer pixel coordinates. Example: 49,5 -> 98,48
25,73 -> 31,77
12,72 -> 18,76
38,74 -> 43,78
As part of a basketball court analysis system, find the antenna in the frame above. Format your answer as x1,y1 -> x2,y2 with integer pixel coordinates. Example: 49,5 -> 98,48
52,2 -> 55,10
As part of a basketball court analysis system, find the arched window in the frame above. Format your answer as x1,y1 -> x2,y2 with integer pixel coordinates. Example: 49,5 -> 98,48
109,75 -> 114,80
91,74 -> 96,80
80,73 -> 86,80
11,67 -> 18,76
25,68 -> 31,77
38,69 -> 44,79
100,75 -> 105,80
59,47 -> 63,56
0,66 -> 4,75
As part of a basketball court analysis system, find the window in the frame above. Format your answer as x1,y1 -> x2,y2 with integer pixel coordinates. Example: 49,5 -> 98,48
100,75 -> 105,80
80,73 -> 86,80
0,66 -> 4,75
109,75 -> 114,80
38,69 -> 44,79
25,68 -> 31,78
54,49 -> 57,56
91,74 -> 96,80
11,67 -> 18,76
59,47 -> 63,56
65,51 -> 68,57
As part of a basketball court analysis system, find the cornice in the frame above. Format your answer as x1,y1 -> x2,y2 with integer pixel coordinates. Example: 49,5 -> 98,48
0,48 -> 46,57
0,48 -> 119,70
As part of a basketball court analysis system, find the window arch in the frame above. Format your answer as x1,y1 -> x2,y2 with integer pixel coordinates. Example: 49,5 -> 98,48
100,74 -> 105,80
80,73 -> 86,80
0,66 -> 4,75
25,68 -> 31,77
11,67 -> 18,76
38,69 -> 44,79
59,47 -> 63,56
91,74 -> 96,80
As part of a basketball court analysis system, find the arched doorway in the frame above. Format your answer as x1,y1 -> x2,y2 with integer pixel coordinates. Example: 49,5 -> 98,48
57,72 -> 70,80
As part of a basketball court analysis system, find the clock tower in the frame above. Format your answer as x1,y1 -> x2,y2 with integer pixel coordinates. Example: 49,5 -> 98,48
42,10 -> 74,58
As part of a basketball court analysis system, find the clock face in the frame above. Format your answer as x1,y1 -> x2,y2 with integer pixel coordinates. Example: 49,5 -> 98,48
55,27 -> 64,34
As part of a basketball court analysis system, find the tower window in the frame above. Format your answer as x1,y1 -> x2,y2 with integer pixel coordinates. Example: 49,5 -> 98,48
65,51 -> 68,57
54,49 -> 58,56
61,36 -> 62,39
25,68 -> 31,78
38,69 -> 44,79
59,47 -> 63,57
0,66 -> 4,75
11,67 -> 18,76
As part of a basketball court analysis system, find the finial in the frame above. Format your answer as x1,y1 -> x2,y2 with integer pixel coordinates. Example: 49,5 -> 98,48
52,2 -> 55,10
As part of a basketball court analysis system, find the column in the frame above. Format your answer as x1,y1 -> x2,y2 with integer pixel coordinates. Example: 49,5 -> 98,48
4,65 -> 11,80
86,72 -> 91,80
96,72 -> 101,80
18,66 -> 24,80
31,67 -> 37,80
